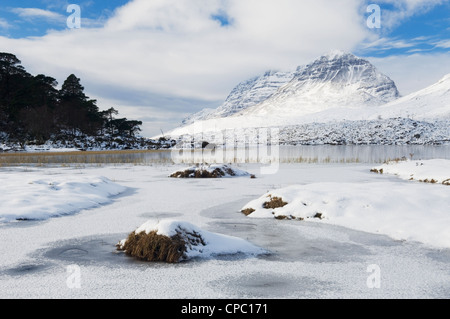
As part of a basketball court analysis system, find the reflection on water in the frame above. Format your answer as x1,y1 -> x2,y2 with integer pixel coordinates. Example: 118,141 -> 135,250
1,145 -> 449,166
171,145 -> 450,164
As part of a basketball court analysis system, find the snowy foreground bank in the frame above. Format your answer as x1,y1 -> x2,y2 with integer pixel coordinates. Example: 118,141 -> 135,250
242,159 -> 450,248
0,172 -> 126,223
242,181 -> 449,248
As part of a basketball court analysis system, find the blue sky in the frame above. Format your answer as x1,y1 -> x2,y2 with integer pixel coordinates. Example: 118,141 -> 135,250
1,1 -> 449,56
0,0 -> 449,136
359,1 -> 450,57
0,0 -> 129,38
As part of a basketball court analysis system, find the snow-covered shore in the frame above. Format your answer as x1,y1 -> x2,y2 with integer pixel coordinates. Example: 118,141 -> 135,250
372,159 -> 450,185
241,181 -> 450,248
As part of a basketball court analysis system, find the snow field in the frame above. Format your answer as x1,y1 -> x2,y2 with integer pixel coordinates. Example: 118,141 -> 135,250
0,171 -> 126,223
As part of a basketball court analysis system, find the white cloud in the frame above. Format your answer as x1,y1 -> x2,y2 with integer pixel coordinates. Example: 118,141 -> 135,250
434,39 -> 450,48
360,37 -> 417,51
0,0 -> 448,136
11,8 -> 65,22
0,18 -> 11,29
375,0 -> 447,30
0,0 -> 368,99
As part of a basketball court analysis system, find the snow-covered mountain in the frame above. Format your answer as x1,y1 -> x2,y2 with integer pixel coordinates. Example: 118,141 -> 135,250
168,51 -> 449,145
183,70 -> 295,125
240,51 -> 400,118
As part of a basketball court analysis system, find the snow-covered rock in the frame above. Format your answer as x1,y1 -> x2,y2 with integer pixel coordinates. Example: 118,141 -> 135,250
169,164 -> 250,178
118,220 -> 266,262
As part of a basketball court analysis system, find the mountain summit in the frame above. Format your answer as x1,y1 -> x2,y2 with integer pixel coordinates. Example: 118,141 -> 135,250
239,52 -> 400,117
182,51 -> 400,125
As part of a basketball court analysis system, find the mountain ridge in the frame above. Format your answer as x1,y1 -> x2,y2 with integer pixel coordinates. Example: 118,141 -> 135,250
181,51 -> 400,126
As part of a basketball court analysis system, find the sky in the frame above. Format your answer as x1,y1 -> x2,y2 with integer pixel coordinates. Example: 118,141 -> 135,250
0,0 -> 449,137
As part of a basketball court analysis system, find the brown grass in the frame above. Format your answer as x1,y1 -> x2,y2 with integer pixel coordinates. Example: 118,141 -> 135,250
313,213 -> 324,220
420,179 -> 439,184
241,208 -> 256,216
442,179 -> 450,186
263,195 -> 288,209
117,231 -> 187,263
170,166 -> 237,178
370,168 -> 384,174
384,157 -> 407,164
0,149 -> 172,166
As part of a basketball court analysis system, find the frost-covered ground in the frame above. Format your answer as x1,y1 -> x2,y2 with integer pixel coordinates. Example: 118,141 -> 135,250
173,118 -> 450,147
0,172 -> 126,223
0,163 -> 449,298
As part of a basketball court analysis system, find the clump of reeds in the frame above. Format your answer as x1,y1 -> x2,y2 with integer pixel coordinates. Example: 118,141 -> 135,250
241,208 -> 256,216
420,179 -> 438,184
117,231 -> 187,263
263,195 -> 288,209
117,226 -> 207,263
169,165 -> 236,178
370,168 -> 384,174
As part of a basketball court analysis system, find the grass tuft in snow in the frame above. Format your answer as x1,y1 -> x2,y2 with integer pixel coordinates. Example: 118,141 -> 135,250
241,208 -> 256,216
117,220 -> 265,262
117,231 -> 192,263
263,195 -> 288,209
371,159 -> 450,185
169,164 -> 249,178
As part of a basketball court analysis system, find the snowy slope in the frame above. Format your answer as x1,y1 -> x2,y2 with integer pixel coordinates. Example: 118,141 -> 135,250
368,73 -> 450,121
182,70 -> 295,125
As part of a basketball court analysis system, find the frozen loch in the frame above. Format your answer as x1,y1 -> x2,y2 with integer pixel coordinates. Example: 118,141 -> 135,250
0,157 -> 449,298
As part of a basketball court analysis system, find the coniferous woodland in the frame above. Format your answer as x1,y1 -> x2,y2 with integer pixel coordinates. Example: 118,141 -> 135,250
0,52 -> 173,151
